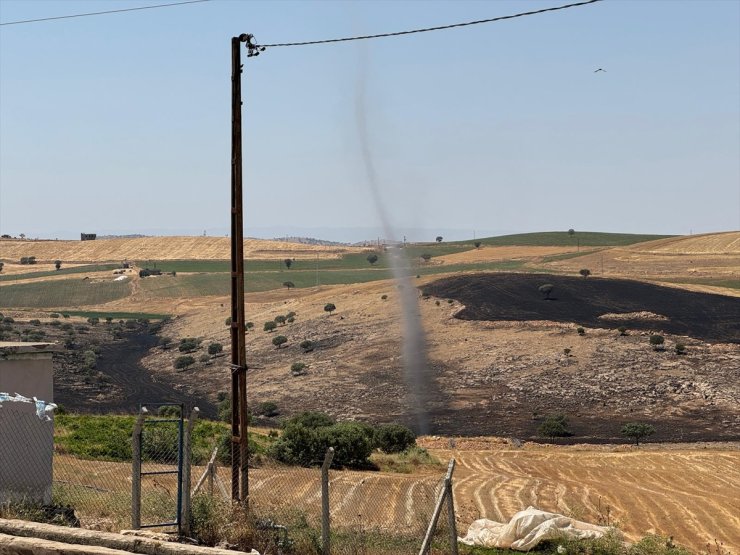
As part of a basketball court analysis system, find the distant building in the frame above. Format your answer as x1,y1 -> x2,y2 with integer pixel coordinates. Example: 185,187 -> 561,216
80,233 -> 97,241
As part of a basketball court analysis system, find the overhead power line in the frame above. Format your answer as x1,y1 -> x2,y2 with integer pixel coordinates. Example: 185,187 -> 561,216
256,0 -> 603,49
0,0 -> 212,26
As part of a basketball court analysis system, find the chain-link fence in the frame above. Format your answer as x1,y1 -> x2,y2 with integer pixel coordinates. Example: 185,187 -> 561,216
1,396 -> 459,554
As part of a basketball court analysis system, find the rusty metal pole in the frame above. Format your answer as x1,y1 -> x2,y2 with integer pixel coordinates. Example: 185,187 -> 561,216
230,34 -> 249,504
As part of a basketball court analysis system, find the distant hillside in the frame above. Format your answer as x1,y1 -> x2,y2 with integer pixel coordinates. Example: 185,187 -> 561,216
268,236 -> 349,247
0,236 -> 360,263
448,231 -> 676,247
624,231 -> 740,254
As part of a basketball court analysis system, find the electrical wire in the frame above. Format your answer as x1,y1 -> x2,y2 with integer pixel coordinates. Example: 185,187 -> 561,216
0,0 -> 213,26
256,0 -> 603,49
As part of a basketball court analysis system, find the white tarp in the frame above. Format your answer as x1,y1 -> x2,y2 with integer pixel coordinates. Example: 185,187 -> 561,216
459,507 -> 610,551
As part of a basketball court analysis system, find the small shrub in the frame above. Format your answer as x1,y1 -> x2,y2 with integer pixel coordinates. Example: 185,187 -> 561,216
563,348 -> 571,356
179,339 -> 198,352
224,317 -> 232,327
366,253 -> 379,265
50,313 -> 60,318
263,321 -> 277,333
274,315 -> 286,326
87,317 -> 99,326
258,401 -> 279,417
282,281 -> 295,289
3,316 -> 14,324
538,414 -> 571,441
286,316 -> 294,323
199,354 -> 211,363
381,294 -> 388,300
207,342 -> 223,355
675,343 -> 686,355
374,424 -> 416,453
272,335 -> 287,349
577,327 -> 585,335
159,336 -> 173,349
245,322 -> 254,331
618,326 -> 628,336
579,268 -> 591,278
174,355 -> 196,370
650,334 -> 665,350
290,362 -> 306,375
29,319 -> 41,326
539,284 -> 554,300
324,303 -> 336,315
474,241 -> 481,248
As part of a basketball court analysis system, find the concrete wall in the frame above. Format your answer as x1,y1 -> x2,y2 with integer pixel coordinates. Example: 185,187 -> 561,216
0,344 -> 56,505
0,346 -> 54,401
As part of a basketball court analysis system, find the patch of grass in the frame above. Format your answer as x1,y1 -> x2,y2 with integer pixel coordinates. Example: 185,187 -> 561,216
540,249 -> 601,263
448,231 -> 674,248
0,264 -> 120,282
371,445 -> 443,474
653,278 -> 740,290
0,280 -> 130,309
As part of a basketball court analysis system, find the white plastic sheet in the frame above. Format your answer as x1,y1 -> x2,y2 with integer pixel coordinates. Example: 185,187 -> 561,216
459,507 -> 610,551
0,392 -> 57,420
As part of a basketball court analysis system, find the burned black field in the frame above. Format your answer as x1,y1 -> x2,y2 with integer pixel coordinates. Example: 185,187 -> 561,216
423,273 -> 740,343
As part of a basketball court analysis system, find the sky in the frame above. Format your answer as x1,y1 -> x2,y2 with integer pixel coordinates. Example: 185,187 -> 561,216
0,0 -> 738,243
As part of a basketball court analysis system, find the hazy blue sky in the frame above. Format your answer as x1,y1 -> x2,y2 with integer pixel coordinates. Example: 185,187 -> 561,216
0,0 -> 738,242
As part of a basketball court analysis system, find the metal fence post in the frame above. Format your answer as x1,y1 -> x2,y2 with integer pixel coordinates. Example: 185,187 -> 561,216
181,407 -> 199,537
131,407 -> 147,530
419,458 -> 456,555
445,460 -> 458,555
321,447 -> 335,555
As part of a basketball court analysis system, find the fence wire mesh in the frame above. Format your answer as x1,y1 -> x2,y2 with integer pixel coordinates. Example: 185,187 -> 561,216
1,397 -> 458,555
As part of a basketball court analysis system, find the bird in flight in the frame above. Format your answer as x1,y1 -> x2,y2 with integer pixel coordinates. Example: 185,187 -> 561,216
594,68 -> 606,73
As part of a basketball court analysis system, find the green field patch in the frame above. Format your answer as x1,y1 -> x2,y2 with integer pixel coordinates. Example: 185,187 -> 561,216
539,249 -> 601,263
0,263 -> 120,282
0,279 -> 131,309
654,278 -> 740,290
447,231 -> 674,248
60,310 -> 171,320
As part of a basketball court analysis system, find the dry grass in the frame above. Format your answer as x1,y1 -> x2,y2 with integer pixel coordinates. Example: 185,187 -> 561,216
0,236 -> 361,263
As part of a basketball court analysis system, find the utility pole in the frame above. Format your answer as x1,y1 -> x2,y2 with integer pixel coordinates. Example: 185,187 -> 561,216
230,33 -> 259,505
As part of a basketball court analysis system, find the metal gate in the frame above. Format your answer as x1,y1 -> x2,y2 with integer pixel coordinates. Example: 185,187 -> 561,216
132,403 -> 184,530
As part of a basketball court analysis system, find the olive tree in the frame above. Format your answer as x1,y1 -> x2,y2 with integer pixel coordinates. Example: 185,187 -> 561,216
621,422 -> 655,446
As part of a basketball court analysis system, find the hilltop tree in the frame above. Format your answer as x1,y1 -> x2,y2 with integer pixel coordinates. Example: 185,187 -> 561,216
264,321 -> 277,333
272,335 -> 288,349
283,281 -> 295,289
568,229 -> 575,237
621,422 -> 655,446
55,260 -> 62,271
579,269 -> 591,278
284,258 -> 293,269
538,284 -> 554,300
435,236 -> 443,243
366,253 -> 379,265
474,241 -> 482,249
324,303 -> 336,316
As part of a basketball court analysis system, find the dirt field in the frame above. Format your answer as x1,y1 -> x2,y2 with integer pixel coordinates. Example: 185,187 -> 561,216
53,443 -> 740,552
0,236 -> 360,263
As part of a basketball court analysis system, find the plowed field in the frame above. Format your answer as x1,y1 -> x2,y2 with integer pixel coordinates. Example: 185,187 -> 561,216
53,443 -> 740,552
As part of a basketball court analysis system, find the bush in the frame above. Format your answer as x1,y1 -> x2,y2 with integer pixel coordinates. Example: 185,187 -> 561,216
174,355 -> 195,370
381,294 -> 388,300
29,319 -> 41,326
199,354 -> 211,363
538,414 -> 571,441
421,253 -> 432,262
579,268 -> 591,278
539,284 -> 554,300
299,340 -> 313,352
50,313 -> 60,318
650,334 -> 665,350
282,281 -> 295,289
366,254 -> 378,265
245,322 -> 254,331
258,401 -> 279,417
142,425 -> 179,463
290,362 -> 306,375
263,321 -> 277,332
324,303 -> 336,315
3,316 -> 14,323
82,350 -> 97,370
374,424 -> 416,453
618,326 -> 628,336
179,339 -> 198,352
159,336 -> 173,349
87,317 -> 99,326
577,327 -> 585,335
208,342 -> 223,355
224,317 -> 232,327
272,335 -> 288,349
285,412 -> 335,429
675,343 -> 686,355
274,315 -> 286,326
